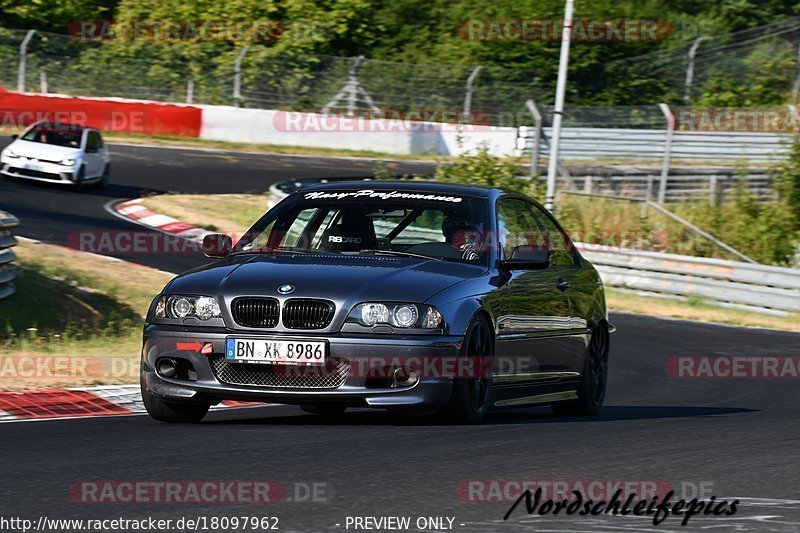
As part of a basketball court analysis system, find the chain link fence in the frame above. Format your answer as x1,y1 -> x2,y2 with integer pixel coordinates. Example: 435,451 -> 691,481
3,17 -> 800,126
605,17 -> 800,106
0,27 -> 546,127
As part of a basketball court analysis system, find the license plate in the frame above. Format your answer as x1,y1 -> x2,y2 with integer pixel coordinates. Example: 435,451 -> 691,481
226,338 -> 326,365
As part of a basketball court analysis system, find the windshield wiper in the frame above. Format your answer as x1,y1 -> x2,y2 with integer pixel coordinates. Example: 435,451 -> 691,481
229,247 -> 314,256
358,249 -> 439,260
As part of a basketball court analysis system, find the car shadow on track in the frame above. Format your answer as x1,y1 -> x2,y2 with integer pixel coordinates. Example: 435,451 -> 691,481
201,405 -> 756,427
1,175 -> 168,198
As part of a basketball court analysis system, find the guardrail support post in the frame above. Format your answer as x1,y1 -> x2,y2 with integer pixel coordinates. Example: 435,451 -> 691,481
233,45 -> 250,104
793,42 -> 800,101
657,103 -> 675,206
525,99 -> 543,177
39,71 -> 48,93
187,79 -> 194,104
708,175 -> 718,204
463,66 -> 482,120
683,37 -> 705,105
17,30 -> 36,93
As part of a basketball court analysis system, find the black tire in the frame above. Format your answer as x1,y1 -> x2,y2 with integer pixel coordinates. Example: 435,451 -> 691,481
142,386 -> 209,423
551,324 -> 609,417
436,315 -> 494,424
96,164 -> 110,189
300,404 -> 347,417
73,165 -> 86,191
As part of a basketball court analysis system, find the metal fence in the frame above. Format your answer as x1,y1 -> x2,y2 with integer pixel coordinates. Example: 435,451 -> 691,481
579,243 -> 800,316
520,127 -> 793,163
604,17 -> 800,106
0,27 -> 544,126
545,170 -> 775,203
0,211 -> 19,300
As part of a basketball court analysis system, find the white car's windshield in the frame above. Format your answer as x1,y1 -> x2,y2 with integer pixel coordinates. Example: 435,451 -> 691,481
234,189 -> 490,265
21,125 -> 82,148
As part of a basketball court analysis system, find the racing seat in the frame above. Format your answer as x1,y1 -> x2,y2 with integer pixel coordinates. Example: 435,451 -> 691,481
318,211 -> 377,252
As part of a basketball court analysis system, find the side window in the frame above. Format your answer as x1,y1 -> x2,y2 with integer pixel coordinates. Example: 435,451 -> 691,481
392,210 -> 445,244
528,203 -> 577,266
85,132 -> 99,152
282,208 -> 319,247
497,198 -> 546,260
93,131 -> 104,149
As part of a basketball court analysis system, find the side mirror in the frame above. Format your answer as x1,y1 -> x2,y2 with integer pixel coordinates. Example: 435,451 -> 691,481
202,233 -> 233,258
501,245 -> 551,270
10,134 -> 17,140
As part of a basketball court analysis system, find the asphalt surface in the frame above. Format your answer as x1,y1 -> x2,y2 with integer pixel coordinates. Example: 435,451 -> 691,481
1,314 -> 799,532
1,142 -> 799,532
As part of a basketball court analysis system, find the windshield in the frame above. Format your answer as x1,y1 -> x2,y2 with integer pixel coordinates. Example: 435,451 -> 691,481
21,125 -> 83,148
233,188 -> 490,265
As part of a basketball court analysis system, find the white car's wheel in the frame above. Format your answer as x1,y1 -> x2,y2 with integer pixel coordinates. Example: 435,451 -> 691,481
73,165 -> 86,191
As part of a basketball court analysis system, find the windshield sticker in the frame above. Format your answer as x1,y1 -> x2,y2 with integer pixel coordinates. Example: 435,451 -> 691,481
304,189 -> 463,203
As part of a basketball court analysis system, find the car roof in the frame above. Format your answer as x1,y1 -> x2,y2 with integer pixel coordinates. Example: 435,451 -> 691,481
29,121 -> 88,132
300,180 -> 500,198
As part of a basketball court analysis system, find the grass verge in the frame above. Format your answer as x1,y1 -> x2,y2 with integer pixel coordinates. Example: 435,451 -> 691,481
606,288 -> 800,332
0,240 -> 173,390
140,193 -> 271,235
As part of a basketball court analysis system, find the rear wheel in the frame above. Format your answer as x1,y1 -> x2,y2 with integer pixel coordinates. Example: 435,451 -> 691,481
141,386 -> 209,423
96,164 -> 110,189
552,324 -> 609,417
436,315 -> 494,424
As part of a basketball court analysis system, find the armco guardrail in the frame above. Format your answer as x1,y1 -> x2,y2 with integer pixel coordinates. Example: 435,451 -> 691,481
519,127 -> 792,163
0,211 -> 19,300
578,244 -> 800,315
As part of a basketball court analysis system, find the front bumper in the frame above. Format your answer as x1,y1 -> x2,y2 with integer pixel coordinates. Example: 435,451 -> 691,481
0,157 -> 78,184
141,325 -> 463,412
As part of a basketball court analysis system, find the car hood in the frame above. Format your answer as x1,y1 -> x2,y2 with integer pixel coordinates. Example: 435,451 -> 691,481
10,140 -> 82,161
166,253 -> 485,305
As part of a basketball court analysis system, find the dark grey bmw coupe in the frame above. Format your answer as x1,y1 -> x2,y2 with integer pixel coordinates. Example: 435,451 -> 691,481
141,181 -> 612,424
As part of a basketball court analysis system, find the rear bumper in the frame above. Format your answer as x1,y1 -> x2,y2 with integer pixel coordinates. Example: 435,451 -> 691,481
141,325 -> 463,412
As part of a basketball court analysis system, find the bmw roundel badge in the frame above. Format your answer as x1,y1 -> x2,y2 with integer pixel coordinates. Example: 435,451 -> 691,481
278,284 -> 295,294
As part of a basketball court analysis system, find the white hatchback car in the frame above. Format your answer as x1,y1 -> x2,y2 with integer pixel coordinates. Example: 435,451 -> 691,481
1,121 -> 111,190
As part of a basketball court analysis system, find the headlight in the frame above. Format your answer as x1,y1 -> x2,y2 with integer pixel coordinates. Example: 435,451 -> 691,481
60,158 -> 76,166
170,297 -> 194,318
349,303 -> 443,329
152,295 -> 222,320
360,303 -> 389,326
393,304 -> 418,328
194,296 -> 221,320
2,148 -> 17,158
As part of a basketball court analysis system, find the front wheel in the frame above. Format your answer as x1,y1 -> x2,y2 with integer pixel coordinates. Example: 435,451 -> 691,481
73,165 -> 86,191
436,315 -> 494,424
552,324 -> 609,417
141,386 -> 209,423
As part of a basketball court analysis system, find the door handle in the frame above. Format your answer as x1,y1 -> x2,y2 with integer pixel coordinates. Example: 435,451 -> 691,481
557,279 -> 570,292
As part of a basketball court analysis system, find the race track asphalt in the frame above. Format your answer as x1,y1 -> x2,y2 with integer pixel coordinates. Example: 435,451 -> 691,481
0,142 -> 798,532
